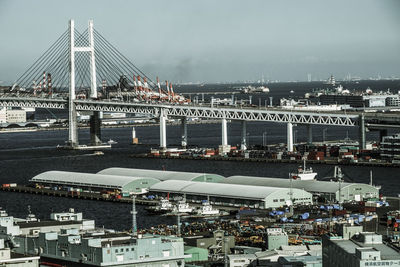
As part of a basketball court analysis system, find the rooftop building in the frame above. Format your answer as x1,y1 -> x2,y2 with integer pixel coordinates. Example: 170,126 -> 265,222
0,238 -> 40,267
16,230 -> 187,267
322,232 -> 400,267
0,208 -> 95,237
265,228 -> 288,251
1,208 -> 188,266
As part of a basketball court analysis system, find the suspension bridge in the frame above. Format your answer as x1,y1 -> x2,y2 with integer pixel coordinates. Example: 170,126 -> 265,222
0,20 -> 397,151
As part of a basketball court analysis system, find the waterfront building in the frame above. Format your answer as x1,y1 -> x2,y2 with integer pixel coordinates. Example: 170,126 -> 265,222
30,171 -> 161,194
149,180 -> 313,209
0,107 -> 26,123
380,133 -> 400,163
97,168 -> 225,183
319,93 -> 400,108
386,96 -> 400,106
0,208 -> 95,238
223,176 -> 379,203
322,232 -> 400,267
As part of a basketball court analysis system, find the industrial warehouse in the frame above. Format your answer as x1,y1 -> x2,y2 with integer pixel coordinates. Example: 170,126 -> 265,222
148,180 -> 313,208
30,171 -> 160,194
222,175 -> 380,203
29,168 -> 380,208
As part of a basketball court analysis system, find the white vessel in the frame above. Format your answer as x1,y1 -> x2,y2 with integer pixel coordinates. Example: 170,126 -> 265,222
173,200 -> 194,214
197,201 -> 220,216
146,198 -> 174,214
25,205 -> 39,222
0,208 -> 8,217
241,85 -> 270,94
290,159 -> 317,180
107,139 -> 118,145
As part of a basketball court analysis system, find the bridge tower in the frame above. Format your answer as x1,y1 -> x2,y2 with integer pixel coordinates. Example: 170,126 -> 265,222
68,19 -> 101,147
287,122 -> 294,152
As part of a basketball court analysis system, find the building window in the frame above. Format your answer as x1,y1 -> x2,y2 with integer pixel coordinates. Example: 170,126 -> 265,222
273,199 -> 278,202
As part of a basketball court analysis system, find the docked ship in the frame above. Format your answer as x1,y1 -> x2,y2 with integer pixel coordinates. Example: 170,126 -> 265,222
196,201 -> 220,216
172,200 -> 195,214
240,85 -> 270,94
145,198 -> 174,214
290,160 -> 317,180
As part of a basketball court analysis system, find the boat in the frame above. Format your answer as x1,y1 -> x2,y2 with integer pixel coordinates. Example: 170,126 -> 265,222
145,198 -> 174,214
25,205 -> 39,222
0,208 -> 8,217
290,159 -> 317,180
107,139 -> 118,145
172,200 -> 194,214
196,201 -> 220,216
240,85 -> 270,94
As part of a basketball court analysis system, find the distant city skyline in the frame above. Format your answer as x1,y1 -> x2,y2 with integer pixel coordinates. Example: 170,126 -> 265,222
0,0 -> 399,84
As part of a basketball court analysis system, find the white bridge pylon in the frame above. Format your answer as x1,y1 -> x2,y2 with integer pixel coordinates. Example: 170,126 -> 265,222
68,19 -> 97,146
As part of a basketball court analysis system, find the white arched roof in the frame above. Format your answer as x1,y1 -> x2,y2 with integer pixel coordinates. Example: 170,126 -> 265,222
97,168 -> 225,182
30,171 -> 160,191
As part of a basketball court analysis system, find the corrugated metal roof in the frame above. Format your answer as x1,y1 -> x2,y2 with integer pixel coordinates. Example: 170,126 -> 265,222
97,168 -> 225,182
30,171 -> 160,190
149,180 -> 306,201
223,176 -> 374,194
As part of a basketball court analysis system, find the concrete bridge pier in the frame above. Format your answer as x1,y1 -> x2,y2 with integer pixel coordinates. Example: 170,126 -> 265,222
307,124 -> 313,144
287,122 -> 294,152
181,118 -> 187,148
159,109 -> 167,151
90,111 -> 102,145
240,120 -> 247,150
359,114 -> 366,150
221,118 -> 228,147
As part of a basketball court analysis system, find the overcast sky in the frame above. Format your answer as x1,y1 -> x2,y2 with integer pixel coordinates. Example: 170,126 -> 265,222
0,0 -> 399,84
